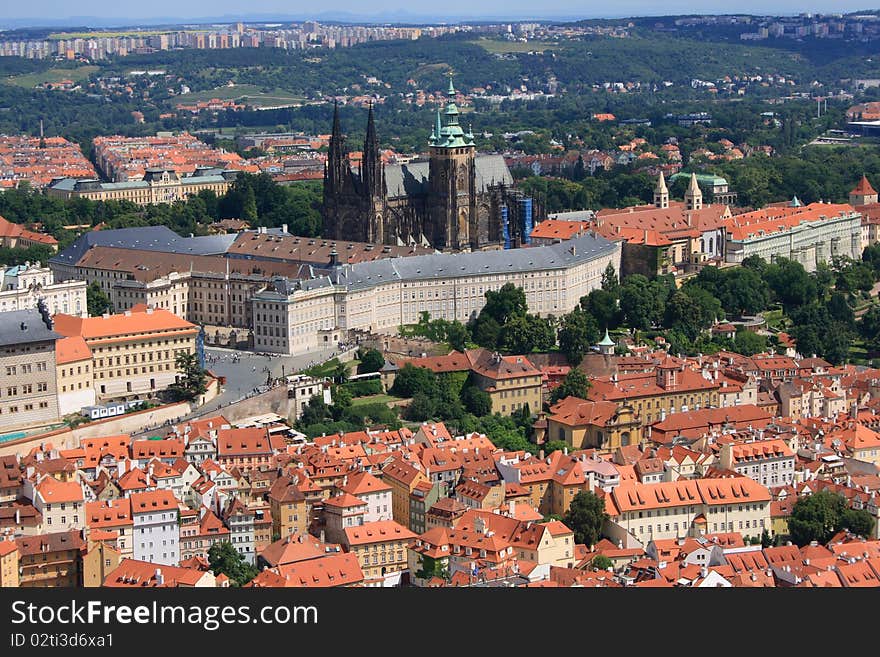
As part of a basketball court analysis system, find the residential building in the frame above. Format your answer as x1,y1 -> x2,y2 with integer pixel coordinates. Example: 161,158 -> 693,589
268,476 -> 309,538
343,519 -> 416,586
722,203 -> 862,272
605,477 -> 772,548
0,215 -> 58,252
0,307 -> 61,430
381,458 -> 430,529
16,530 -> 84,587
0,538 -> 19,586
340,471 -> 392,522
82,540 -> 122,587
130,490 -> 179,566
323,493 -> 368,544
223,499 -> 256,565
104,558 -> 219,587
248,552 -> 363,588
47,168 -> 236,206
719,439 -> 796,487
84,498 -> 133,558
588,357 -> 721,428
216,427 -> 282,472
26,475 -> 84,532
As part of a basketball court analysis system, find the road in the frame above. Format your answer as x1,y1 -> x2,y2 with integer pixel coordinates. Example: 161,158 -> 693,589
131,345 -> 347,437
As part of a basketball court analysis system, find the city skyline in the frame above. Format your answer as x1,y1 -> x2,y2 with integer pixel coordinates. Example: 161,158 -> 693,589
2,2 -> 878,27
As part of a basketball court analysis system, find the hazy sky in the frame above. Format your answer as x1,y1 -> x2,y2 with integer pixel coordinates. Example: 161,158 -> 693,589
4,1 -> 877,21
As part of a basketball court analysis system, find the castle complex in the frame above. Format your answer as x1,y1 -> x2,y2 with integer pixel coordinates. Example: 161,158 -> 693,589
322,77 -> 537,250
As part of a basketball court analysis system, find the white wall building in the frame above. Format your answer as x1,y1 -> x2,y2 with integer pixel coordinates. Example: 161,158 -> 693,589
253,233 -> 622,355
131,490 -> 179,566
0,262 -> 87,317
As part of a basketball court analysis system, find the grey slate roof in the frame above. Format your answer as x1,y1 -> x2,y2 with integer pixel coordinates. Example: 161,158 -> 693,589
331,232 -> 616,292
0,309 -> 62,347
383,154 -> 514,199
50,227 -> 236,268
49,173 -> 230,192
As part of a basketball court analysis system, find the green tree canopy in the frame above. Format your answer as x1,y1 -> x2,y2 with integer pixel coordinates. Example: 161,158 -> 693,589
563,490 -> 608,547
558,307 -> 600,366
390,364 -> 438,398
166,351 -> 207,402
357,348 -> 385,374
550,367 -> 591,404
86,281 -> 111,317
788,489 -> 876,546
207,541 -> 258,587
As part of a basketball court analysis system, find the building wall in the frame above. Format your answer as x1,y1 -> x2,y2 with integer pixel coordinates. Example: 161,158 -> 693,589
19,549 -> 80,587
348,537 -> 409,586
47,179 -> 231,206
57,357 -> 95,416
0,548 -> 19,587
0,279 -> 87,318
89,327 -> 197,401
725,213 -> 862,272
133,510 -> 179,565
269,498 -> 308,539
0,339 -> 60,431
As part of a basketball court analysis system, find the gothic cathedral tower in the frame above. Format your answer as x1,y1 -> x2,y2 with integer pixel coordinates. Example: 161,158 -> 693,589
323,101 -> 349,240
428,75 -> 477,250
360,103 -> 386,244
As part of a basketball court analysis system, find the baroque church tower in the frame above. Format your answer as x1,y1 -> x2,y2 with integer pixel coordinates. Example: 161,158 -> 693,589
427,75 -> 477,249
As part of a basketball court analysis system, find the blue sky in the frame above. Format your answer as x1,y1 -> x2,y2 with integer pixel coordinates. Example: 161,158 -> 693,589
4,1 -> 877,22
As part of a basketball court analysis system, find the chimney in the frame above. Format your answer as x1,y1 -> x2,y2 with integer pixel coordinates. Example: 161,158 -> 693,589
508,500 -> 515,517
155,568 -> 163,585
282,223 -> 288,234
320,530 -> 326,544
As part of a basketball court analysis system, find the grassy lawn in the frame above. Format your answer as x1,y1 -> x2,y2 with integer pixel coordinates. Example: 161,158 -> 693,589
174,85 -> 305,108
4,66 -> 100,88
762,309 -> 786,330
471,38 -> 559,54
350,394 -> 401,407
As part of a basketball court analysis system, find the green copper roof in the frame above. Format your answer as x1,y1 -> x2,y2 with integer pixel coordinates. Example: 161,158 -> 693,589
429,74 -> 475,149
669,172 -> 729,187
598,329 -> 615,346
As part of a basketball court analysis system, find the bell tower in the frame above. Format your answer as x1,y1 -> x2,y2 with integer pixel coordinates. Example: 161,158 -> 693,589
428,73 -> 476,250
685,172 -> 703,211
654,171 -> 669,209
360,103 -> 386,243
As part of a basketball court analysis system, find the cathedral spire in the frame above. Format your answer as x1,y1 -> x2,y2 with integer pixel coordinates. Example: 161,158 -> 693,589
362,102 -> 383,199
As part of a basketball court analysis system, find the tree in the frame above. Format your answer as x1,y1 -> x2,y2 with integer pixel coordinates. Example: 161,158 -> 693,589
445,321 -> 470,352
207,541 -> 258,587
166,352 -> 207,402
760,529 -> 773,549
557,307 -> 599,365
550,368 -> 591,404
357,348 -> 385,374
572,154 -> 586,181
500,314 -> 555,354
600,262 -> 619,296
470,314 -> 502,350
480,283 -> 527,325
298,393 -> 332,427
581,288 -> 619,330
716,267 -> 769,316
562,490 -> 608,547
664,288 -> 720,340
764,258 -> 817,312
591,554 -> 614,571
619,275 -> 665,330
859,306 -> 880,350
86,281 -> 111,316
390,364 -> 437,398
332,361 -> 350,384
733,330 -> 767,356
461,385 -> 492,417
404,393 -> 435,421
788,489 -> 875,546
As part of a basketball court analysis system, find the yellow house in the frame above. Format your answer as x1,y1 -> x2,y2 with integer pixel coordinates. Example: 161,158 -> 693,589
381,458 -> 429,530
83,540 -> 122,588
268,476 -> 310,539
467,350 -> 543,416
343,520 -> 416,586
0,539 -> 19,587
547,396 -> 642,451
500,451 -> 590,517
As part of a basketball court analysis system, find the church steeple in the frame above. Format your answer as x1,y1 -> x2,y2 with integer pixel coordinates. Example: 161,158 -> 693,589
326,101 -> 348,194
362,102 -> 383,199
685,172 -> 703,211
429,74 -> 475,149
654,171 -> 669,209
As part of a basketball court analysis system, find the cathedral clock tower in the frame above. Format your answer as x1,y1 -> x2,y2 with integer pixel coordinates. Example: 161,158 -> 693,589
428,74 -> 477,250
